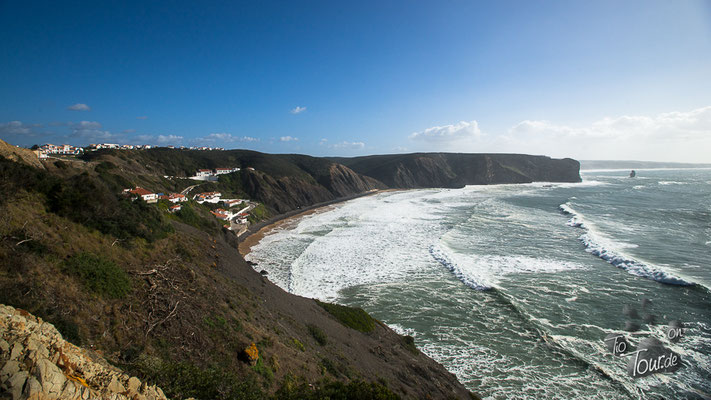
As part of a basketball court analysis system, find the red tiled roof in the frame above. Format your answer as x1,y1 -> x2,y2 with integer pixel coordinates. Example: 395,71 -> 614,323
130,187 -> 153,196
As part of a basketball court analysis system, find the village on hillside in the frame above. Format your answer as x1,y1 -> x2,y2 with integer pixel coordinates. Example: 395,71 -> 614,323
122,167 -> 259,236
33,142 -> 226,159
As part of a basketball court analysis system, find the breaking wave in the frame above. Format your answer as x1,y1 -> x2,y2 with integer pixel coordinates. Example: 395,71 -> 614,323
559,203 -> 695,286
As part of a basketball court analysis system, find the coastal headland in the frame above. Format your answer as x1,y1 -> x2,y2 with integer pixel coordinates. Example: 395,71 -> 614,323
0,140 -> 581,399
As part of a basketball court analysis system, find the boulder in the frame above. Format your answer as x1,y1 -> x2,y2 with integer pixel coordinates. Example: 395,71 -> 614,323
0,304 -> 169,400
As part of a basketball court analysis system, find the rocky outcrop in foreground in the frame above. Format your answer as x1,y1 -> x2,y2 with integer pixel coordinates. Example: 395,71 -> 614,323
0,304 -> 167,400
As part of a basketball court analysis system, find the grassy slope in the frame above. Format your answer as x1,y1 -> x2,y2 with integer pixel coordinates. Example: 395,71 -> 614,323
0,153 -> 475,399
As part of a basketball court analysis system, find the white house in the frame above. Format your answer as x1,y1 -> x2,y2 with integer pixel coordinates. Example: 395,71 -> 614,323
129,187 -> 158,203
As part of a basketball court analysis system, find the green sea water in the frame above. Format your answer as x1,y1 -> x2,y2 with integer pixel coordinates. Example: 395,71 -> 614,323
247,169 -> 711,399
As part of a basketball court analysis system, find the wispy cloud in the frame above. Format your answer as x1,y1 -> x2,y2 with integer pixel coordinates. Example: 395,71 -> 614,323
68,121 -> 114,141
509,106 -> 711,141
134,134 -> 184,144
0,121 -> 41,136
67,103 -> 91,111
280,136 -> 298,142
290,106 -> 306,114
196,133 -> 259,144
500,106 -> 711,162
409,120 -> 481,143
320,140 -> 365,150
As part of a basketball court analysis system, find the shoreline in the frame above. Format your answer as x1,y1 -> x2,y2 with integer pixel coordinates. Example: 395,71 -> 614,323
238,189 -> 390,256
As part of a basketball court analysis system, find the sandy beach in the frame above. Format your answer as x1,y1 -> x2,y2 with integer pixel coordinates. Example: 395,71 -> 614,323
238,189 -> 396,256
238,204 -> 340,256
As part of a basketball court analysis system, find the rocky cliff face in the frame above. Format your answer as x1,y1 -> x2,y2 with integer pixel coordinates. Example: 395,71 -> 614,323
334,153 -> 581,189
0,304 -> 168,400
239,164 -> 384,214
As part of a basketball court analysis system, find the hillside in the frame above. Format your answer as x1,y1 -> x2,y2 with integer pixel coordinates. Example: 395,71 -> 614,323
0,144 -> 475,399
331,153 -> 581,188
80,149 -> 386,214
0,142 -> 584,399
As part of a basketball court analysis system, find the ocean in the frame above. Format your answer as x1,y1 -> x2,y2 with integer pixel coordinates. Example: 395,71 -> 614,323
245,168 -> 711,399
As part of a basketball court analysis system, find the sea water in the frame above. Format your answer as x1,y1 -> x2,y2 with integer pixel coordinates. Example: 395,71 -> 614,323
246,168 -> 711,399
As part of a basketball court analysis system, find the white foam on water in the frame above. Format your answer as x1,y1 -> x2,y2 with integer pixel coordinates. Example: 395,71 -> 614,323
387,323 -> 417,337
252,189 -> 455,301
658,181 -> 688,185
560,203 -> 695,286
431,242 -> 586,290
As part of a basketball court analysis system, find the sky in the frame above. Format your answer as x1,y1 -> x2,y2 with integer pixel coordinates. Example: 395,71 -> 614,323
1,0 -> 710,162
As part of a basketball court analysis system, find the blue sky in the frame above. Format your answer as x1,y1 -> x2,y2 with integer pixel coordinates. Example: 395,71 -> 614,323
2,1 -> 710,162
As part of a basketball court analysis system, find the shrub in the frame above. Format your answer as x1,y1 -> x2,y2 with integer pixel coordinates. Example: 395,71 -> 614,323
247,204 -> 269,224
307,323 -> 327,345
253,357 -> 274,383
402,335 -> 418,354
133,358 -> 264,400
291,338 -> 305,352
316,300 -> 376,333
274,375 -> 400,400
62,252 -> 131,298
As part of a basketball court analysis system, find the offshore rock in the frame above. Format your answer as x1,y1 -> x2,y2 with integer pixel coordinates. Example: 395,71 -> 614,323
0,304 -> 168,400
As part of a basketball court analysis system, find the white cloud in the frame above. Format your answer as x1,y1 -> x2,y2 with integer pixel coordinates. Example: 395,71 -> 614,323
0,121 -> 38,135
509,106 -> 711,141
280,136 -> 298,142
67,103 -> 90,111
68,121 -> 114,141
409,120 -> 482,143
404,106 -> 711,162
196,133 -> 259,144
328,141 -> 365,150
157,134 -> 183,144
290,106 -> 306,114
503,105 -> 711,162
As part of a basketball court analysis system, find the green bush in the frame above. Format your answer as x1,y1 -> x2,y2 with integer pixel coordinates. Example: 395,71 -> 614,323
253,357 -> 274,383
0,156 -> 173,242
175,203 -> 218,232
274,375 -> 400,400
247,204 -> 270,224
402,335 -> 418,354
62,252 -> 131,298
133,358 -> 264,400
307,323 -> 327,345
316,301 -> 376,333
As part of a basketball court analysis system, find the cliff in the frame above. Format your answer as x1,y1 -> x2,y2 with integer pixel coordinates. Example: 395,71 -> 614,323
332,153 -> 581,189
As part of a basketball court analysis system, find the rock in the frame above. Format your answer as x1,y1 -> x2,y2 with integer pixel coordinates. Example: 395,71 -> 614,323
7,370 -> 29,400
107,375 -> 126,393
0,304 -> 169,400
36,358 -> 67,396
0,339 -> 9,353
1,360 -> 20,381
127,376 -> 141,394
10,342 -> 23,360
23,376 -> 43,398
